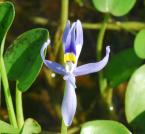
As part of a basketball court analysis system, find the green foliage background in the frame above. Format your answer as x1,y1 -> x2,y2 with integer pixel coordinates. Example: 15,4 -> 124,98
1,0 -> 145,133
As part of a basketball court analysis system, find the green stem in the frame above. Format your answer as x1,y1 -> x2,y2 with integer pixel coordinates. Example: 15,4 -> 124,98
54,0 -> 69,58
0,74 -> 1,106
61,119 -> 67,134
0,57 -> 17,127
53,1 -> 69,132
60,0 -> 69,30
83,21 -> 145,31
96,14 -> 117,119
96,14 -> 109,60
96,14 -> 109,95
16,81 -> 24,128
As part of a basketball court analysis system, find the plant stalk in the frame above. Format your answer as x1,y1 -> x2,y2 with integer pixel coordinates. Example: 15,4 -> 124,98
16,81 -> 24,128
61,119 -> 67,134
96,14 -> 118,119
0,56 -> 17,127
54,0 -> 69,58
60,0 -> 69,30
83,21 -> 145,31
56,0 -> 69,131
96,14 -> 109,95
0,74 -> 1,107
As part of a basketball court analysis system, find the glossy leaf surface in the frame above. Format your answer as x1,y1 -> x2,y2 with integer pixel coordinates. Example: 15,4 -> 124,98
20,118 -> 41,134
4,28 -> 49,92
0,2 -> 15,55
92,0 -> 136,16
81,120 -> 131,134
134,29 -> 145,59
104,48 -> 142,88
0,120 -> 20,133
125,64 -> 145,131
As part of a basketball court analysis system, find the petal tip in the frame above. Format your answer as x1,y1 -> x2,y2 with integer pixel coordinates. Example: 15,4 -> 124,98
61,109 -> 74,127
76,19 -> 81,24
76,20 -> 82,29
46,39 -> 51,45
40,39 -> 51,58
66,20 -> 70,27
106,46 -> 110,54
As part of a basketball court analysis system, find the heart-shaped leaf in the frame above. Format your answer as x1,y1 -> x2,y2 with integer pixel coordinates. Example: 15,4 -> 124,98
125,64 -> 145,131
104,48 -> 142,88
0,1 -> 15,55
4,28 -> 49,92
92,0 -> 136,16
20,118 -> 41,134
81,120 -> 131,134
0,120 -> 20,133
134,29 -> 145,59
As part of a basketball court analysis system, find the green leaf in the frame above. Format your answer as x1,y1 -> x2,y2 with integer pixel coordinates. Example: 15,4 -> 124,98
4,28 -> 49,92
92,0 -> 136,16
20,118 -> 41,134
104,48 -> 143,88
125,64 -> 145,131
81,120 -> 131,134
0,120 -> 20,133
134,29 -> 145,59
0,2 -> 15,55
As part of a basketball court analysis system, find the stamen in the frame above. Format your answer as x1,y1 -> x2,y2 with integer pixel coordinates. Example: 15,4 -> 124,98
64,53 -> 76,63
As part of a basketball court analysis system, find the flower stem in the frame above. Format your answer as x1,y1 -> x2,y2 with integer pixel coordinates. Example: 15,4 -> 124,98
60,0 -> 69,30
16,81 -> 24,128
96,14 -> 118,119
61,119 -> 67,134
96,14 -> 109,95
0,56 -> 17,128
54,0 -> 69,58
60,0 -> 69,130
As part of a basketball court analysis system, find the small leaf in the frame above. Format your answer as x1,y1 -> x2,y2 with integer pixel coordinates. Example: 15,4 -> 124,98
4,28 -> 49,92
104,48 -> 142,88
0,120 -> 20,133
92,0 -> 136,16
0,1 -> 15,54
81,120 -> 131,134
134,29 -> 145,59
125,64 -> 145,131
20,118 -> 41,134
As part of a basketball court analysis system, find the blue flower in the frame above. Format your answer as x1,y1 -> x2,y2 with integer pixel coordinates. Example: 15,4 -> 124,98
40,20 -> 110,126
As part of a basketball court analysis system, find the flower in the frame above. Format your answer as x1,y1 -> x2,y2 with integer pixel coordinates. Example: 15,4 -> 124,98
40,20 -> 110,126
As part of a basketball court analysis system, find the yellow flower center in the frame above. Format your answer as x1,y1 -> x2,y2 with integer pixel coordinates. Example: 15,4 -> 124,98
64,53 -> 76,63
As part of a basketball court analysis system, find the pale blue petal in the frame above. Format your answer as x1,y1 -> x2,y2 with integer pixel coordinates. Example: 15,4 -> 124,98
40,39 -> 66,75
75,20 -> 83,61
61,76 -> 77,126
76,20 -> 83,45
73,46 -> 110,76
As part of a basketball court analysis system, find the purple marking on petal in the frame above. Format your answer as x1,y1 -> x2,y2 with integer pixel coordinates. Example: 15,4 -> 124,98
73,46 -> 110,76
62,21 -> 70,50
70,25 -> 76,55
40,39 -> 66,75
61,76 -> 77,126
62,20 -> 84,63
65,22 -> 77,55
